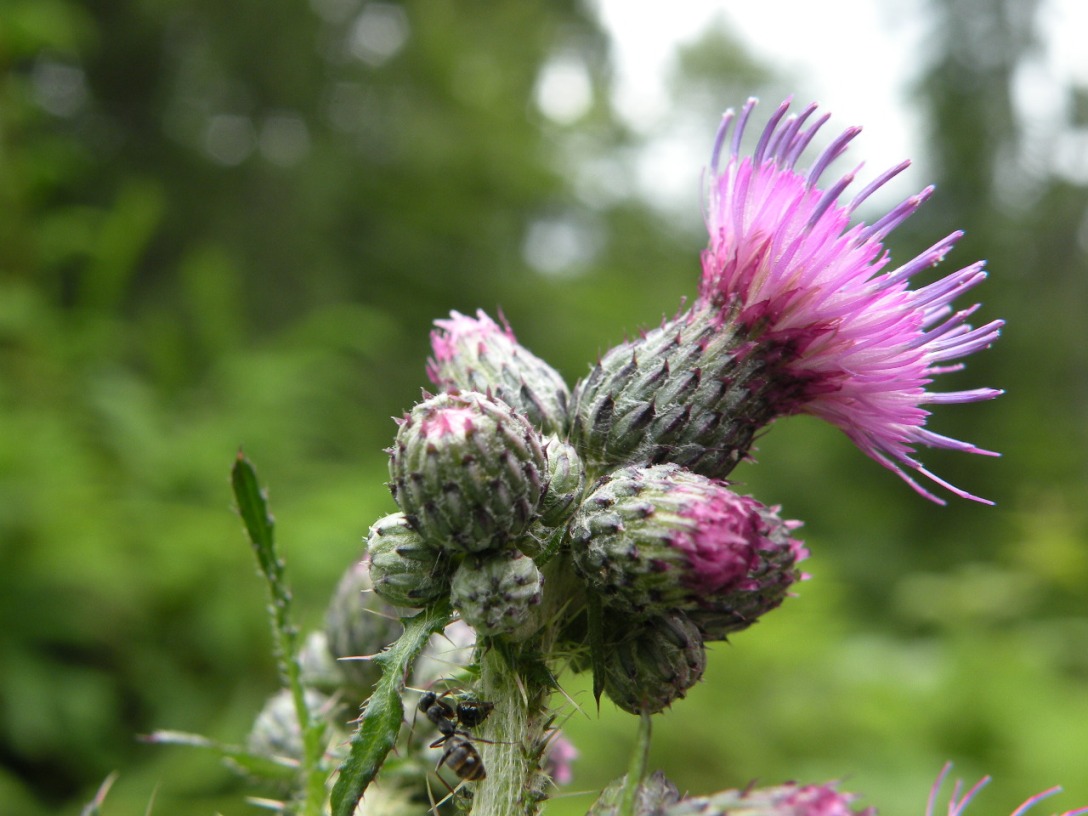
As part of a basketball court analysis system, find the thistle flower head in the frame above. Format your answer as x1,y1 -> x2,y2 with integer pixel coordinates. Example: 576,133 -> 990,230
598,609 -> 706,715
324,555 -> 405,697
571,464 -> 806,626
364,512 -> 452,607
247,688 -> 331,762
388,390 -> 548,553
663,781 -> 874,816
427,309 -> 571,435
927,763 -> 1088,816
700,98 -> 1003,504
450,547 -> 545,638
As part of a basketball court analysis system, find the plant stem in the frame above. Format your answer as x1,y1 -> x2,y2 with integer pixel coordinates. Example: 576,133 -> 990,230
618,712 -> 652,816
231,453 -> 325,816
468,556 -> 585,815
472,644 -> 548,816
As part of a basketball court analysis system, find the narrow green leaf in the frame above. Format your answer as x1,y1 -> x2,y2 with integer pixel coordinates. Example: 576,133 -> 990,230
330,601 -> 452,816
230,452 -> 324,816
232,450 -> 279,582
142,730 -> 299,781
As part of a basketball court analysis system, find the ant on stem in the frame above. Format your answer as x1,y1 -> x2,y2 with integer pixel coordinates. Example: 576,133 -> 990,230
417,690 -> 495,783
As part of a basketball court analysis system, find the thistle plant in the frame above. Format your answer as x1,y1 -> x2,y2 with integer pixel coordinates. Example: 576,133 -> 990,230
145,98 -> 1085,816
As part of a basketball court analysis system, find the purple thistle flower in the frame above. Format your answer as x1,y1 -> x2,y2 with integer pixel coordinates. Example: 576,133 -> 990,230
927,763 -> 1088,816
700,98 -> 1003,504
775,783 -> 875,816
653,779 -> 875,816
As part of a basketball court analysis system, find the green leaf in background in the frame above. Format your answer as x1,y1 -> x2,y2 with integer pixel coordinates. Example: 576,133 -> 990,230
141,730 -> 299,782
330,600 -> 452,816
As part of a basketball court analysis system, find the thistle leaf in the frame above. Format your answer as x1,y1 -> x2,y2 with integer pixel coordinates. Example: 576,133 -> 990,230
142,730 -> 299,781
330,600 -> 451,816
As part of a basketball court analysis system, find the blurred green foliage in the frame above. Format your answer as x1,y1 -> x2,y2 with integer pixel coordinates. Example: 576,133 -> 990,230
1,0 -> 1085,813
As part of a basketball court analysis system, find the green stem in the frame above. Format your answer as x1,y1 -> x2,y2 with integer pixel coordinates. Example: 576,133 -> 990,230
618,711 -> 652,816
465,555 -> 587,815
231,453 -> 325,816
472,644 -> 548,816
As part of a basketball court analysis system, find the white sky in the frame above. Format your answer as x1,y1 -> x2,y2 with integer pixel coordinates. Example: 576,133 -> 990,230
589,0 -> 1088,212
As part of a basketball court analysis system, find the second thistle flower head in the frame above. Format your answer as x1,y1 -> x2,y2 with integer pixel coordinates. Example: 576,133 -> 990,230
570,463 -> 806,632
427,309 -> 571,436
700,98 -> 1004,504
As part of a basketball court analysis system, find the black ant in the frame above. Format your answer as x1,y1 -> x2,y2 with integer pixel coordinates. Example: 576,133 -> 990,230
417,690 -> 495,783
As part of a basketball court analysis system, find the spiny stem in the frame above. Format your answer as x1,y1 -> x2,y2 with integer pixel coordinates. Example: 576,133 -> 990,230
468,557 -> 586,815
472,644 -> 548,816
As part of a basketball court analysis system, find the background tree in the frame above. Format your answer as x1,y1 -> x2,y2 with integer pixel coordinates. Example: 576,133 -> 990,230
0,0 -> 1085,813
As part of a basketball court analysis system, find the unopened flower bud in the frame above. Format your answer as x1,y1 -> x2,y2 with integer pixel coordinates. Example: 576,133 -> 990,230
599,610 -> 706,715
517,435 -> 583,562
298,631 -> 345,695
570,308 -> 765,480
427,309 -> 571,436
247,688 -> 329,761
365,513 -> 451,608
539,434 -> 587,528
664,781 -> 872,816
389,391 -> 548,553
450,548 -> 544,637
588,770 -> 681,816
571,464 -> 806,630
325,553 -> 404,696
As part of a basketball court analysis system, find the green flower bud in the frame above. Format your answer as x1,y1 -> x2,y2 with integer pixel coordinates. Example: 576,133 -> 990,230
517,435 -> 587,560
247,688 -> 329,761
599,610 -> 706,715
389,391 -> 548,553
427,309 -> 571,436
539,434 -> 587,528
571,464 -> 806,629
325,553 -> 404,697
365,512 -> 451,608
450,548 -> 544,637
570,307 -> 771,480
588,771 -> 681,816
297,631 -> 345,695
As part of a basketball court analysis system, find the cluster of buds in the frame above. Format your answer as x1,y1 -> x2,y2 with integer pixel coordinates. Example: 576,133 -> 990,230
233,98 -> 1017,816
375,388 -> 551,637
354,94 -> 1003,731
360,304 -> 808,715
